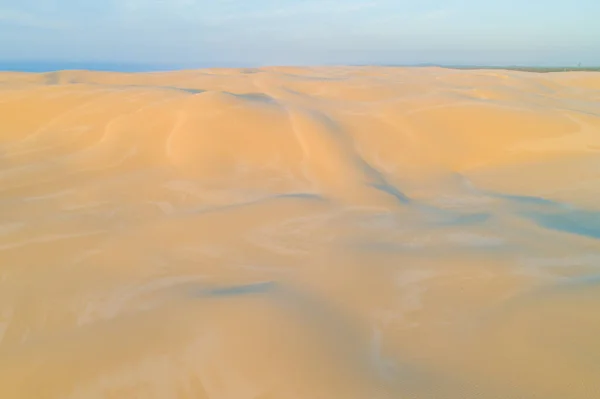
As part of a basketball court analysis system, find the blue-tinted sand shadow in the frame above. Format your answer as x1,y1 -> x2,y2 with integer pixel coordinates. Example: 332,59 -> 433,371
370,183 -> 411,204
195,281 -> 277,298
522,209 -> 600,240
412,202 -> 492,227
229,92 -> 278,104
174,87 -> 206,94
493,193 -> 567,208
179,192 -> 327,217
482,190 -> 600,239
119,85 -> 206,95
43,74 -> 207,95
557,274 -> 600,290
426,210 -> 491,226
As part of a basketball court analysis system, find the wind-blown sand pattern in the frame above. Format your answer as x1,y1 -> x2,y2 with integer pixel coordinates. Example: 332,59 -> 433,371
0,67 -> 599,399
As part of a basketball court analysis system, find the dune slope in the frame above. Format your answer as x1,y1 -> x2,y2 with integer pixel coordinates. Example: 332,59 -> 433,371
0,67 -> 600,399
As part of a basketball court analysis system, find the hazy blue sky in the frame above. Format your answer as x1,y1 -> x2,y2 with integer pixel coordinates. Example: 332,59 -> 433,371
1,0 -> 599,67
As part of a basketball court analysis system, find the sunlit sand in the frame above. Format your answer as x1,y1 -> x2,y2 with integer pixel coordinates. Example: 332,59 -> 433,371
0,66 -> 599,398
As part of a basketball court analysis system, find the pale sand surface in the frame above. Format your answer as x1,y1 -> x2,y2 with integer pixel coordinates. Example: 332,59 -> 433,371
0,66 -> 599,398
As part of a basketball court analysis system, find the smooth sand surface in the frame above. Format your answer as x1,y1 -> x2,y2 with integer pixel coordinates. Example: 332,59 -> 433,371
0,66 -> 599,399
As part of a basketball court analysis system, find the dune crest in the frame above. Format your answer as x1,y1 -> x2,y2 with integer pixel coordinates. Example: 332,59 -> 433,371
1,67 -> 599,399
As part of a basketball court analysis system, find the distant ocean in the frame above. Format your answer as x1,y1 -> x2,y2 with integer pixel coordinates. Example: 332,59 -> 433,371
0,61 -> 251,73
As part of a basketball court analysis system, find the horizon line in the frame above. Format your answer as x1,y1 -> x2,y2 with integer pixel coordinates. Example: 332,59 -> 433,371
1,60 -> 598,74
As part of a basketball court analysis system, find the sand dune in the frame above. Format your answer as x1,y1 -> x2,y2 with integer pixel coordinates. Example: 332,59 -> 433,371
0,67 -> 599,399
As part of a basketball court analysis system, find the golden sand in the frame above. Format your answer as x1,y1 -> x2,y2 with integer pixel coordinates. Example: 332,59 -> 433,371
0,67 -> 599,398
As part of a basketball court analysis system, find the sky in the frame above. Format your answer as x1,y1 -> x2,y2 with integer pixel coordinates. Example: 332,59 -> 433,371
1,0 -> 599,67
